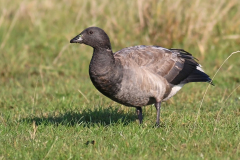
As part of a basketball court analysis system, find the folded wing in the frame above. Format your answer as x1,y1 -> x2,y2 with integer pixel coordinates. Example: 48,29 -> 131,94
114,45 -> 213,85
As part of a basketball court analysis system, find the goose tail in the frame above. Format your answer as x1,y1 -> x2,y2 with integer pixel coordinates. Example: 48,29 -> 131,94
183,66 -> 214,85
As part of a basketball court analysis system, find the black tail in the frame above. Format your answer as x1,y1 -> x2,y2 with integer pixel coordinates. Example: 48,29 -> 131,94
183,69 -> 214,85
169,49 -> 214,86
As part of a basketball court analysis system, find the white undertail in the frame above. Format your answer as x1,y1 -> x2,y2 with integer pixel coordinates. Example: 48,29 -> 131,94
163,83 -> 185,101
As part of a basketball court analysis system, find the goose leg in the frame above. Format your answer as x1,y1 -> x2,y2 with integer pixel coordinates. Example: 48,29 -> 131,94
136,107 -> 143,124
155,102 -> 161,126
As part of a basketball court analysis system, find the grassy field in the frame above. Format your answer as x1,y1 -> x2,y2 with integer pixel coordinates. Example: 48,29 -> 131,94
0,0 -> 240,159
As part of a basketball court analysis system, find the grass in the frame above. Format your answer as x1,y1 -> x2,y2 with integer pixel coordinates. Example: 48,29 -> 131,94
0,0 -> 240,159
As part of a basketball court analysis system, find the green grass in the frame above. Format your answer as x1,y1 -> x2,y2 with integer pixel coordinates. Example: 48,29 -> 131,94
0,0 -> 240,159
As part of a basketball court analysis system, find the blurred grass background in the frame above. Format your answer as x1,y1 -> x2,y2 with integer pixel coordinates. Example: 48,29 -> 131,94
0,0 -> 240,159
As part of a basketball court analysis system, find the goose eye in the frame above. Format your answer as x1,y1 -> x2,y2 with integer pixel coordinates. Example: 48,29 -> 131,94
89,31 -> 93,34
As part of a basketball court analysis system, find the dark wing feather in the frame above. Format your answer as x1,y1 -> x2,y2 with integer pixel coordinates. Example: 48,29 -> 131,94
169,49 -> 213,85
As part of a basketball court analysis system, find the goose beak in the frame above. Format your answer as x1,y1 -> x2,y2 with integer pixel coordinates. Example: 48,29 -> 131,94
70,34 -> 83,43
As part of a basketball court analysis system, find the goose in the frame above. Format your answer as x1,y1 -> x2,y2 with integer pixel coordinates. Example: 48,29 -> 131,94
70,27 -> 213,126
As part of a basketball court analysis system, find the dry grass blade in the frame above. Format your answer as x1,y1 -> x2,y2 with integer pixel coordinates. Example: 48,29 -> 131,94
53,44 -> 70,65
224,84 -> 240,103
0,2 -> 22,50
43,136 -> 58,160
214,83 -> 240,124
194,51 -> 240,126
78,89 -> 90,103
0,9 -> 7,28
0,115 -> 6,126
29,121 -> 38,140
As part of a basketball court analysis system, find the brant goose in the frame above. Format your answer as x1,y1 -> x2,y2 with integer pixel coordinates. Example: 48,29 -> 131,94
70,27 -> 213,126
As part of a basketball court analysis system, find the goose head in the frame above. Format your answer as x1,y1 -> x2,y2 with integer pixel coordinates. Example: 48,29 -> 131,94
70,27 -> 112,50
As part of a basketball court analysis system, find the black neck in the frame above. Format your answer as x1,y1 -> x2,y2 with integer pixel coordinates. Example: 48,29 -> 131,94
89,48 -> 115,76
89,47 -> 123,97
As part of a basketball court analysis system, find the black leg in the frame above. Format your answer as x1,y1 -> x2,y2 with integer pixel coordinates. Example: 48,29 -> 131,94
155,102 -> 161,126
136,107 -> 143,124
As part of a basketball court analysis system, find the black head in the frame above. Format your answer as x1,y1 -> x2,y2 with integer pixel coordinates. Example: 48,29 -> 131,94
70,27 -> 112,50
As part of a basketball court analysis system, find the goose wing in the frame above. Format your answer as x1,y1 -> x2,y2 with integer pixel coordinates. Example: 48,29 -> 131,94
114,45 -> 212,85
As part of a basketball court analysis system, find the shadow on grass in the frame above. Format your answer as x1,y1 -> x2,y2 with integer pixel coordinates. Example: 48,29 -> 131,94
20,107 -> 137,127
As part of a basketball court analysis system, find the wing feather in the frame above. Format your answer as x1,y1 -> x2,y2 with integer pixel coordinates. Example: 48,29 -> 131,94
114,46 -> 213,85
